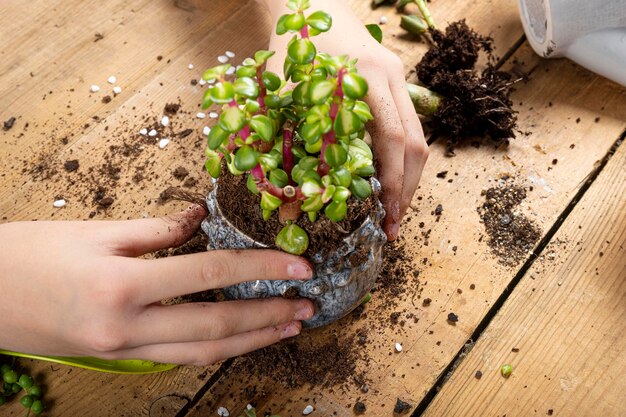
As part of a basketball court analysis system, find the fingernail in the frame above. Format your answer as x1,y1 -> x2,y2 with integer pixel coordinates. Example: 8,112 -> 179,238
390,222 -> 400,238
287,262 -> 313,279
294,302 -> 314,320
281,322 -> 301,339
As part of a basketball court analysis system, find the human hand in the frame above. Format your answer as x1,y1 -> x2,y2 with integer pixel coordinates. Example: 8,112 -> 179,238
0,205 -> 314,365
260,0 -> 429,241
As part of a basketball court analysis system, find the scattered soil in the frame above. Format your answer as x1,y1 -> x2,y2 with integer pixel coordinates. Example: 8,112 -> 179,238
63,160 -> 79,172
353,402 -> 367,414
394,398 -> 412,414
172,166 -> 189,180
102,95 -> 112,104
216,173 -> 375,258
477,180 -> 541,265
164,102 -> 181,115
3,116 -> 16,130
416,20 -> 518,149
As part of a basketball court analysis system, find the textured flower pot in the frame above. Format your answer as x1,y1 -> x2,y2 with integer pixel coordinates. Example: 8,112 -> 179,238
201,178 -> 387,328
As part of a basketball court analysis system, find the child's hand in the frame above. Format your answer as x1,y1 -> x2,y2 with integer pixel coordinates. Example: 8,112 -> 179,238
262,0 -> 429,241
0,205 -> 313,365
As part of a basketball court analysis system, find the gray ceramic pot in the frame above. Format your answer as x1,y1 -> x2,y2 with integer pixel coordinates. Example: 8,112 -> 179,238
201,178 -> 387,328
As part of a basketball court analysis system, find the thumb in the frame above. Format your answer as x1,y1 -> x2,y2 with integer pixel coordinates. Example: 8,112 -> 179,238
104,204 -> 208,257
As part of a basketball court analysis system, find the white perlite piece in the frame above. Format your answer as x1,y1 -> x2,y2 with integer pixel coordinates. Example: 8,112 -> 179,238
379,15 -> 388,24
53,199 -> 66,208
139,128 -> 148,135
113,86 -> 122,94
217,406 -> 230,416
225,50 -> 235,58
148,129 -> 158,137
158,138 -> 170,149
208,78 -> 217,84
161,116 -> 170,127
217,55 -> 229,63
203,126 -> 211,135
209,112 -> 218,118
107,75 -> 117,84
395,342 -> 403,352
302,405 -> 314,415
90,85 -> 100,93
188,63 -> 194,70
225,66 -> 236,75
198,78 -> 207,86
196,112 -> 207,119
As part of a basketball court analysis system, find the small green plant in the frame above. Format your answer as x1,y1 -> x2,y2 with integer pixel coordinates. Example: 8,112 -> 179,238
201,0 -> 375,255
0,359 -> 45,416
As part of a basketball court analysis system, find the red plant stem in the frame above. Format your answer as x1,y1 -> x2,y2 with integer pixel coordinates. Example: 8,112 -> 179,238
282,128 -> 295,179
300,24 -> 309,39
256,67 -> 266,110
318,69 -> 346,176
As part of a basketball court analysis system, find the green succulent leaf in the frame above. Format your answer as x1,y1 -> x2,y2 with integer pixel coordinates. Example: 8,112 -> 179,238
276,223 -> 309,255
350,175 -> 373,199
342,73 -> 369,99
201,89 -> 214,109
286,0 -> 310,11
202,64 -> 230,81
324,143 -> 348,167
301,194 -> 324,212
262,209 -> 273,221
264,94 -> 281,109
292,81 -> 312,106
325,200 -> 348,221
219,106 -> 247,133
310,66 -> 328,81
287,38 -> 317,65
249,114 -> 275,142
333,186 -> 351,202
284,12 -> 305,31
334,107 -> 364,137
276,14 -> 290,35
301,179 -> 323,197
210,82 -> 236,104
300,122 -> 322,143
259,153 -> 280,171
245,99 -> 260,114
352,100 -> 374,122
254,50 -> 276,66
234,145 -> 259,171
204,152 -> 222,178
246,174 -> 259,194
207,124 -> 229,150
305,136 -> 323,153
321,184 -> 336,202
260,191 -> 283,211
310,80 -> 335,105
365,23 -> 383,43
233,77 -> 259,99
306,11 -> 332,32
236,65 -> 257,78
262,71 -> 282,91
330,166 -> 352,187
269,169 -> 289,188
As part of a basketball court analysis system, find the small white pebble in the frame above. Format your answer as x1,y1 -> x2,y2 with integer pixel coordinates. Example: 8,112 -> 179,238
246,404 -> 253,411
158,138 -> 170,149
225,66 -> 236,75
203,126 -> 211,135
225,50 -> 235,58
379,15 -> 388,25
217,406 -> 230,417
53,199 -> 66,208
161,116 -> 170,127
196,112 -> 207,119
302,405 -> 314,415
107,75 -> 117,84
113,86 -> 122,94
188,63 -> 194,70
209,112 -> 219,119
90,85 -> 100,93
198,78 -> 207,86
148,129 -> 158,137
139,128 -> 148,135
208,78 -> 217,84
395,342 -> 403,352
217,55 -> 229,63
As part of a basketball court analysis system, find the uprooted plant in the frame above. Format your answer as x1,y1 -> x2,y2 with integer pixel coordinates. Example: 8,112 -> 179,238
201,0 -> 376,255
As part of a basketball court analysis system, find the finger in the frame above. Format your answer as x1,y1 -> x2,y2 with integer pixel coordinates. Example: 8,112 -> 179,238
124,249 -> 313,304
388,74 -> 429,218
105,321 -> 302,365
126,298 -> 313,346
103,204 -> 208,257
365,81 -> 405,241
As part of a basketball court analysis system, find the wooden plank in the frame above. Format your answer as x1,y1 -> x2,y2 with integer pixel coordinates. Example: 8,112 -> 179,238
184,20 -> 626,417
423,142 -> 626,417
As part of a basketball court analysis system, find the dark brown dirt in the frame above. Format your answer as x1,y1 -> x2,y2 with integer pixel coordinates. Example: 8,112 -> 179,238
216,173 -> 375,258
63,160 -> 79,172
394,398 -> 412,414
416,20 -> 518,148
164,102 -> 181,115
172,166 -> 189,180
477,180 -> 541,265
3,116 -> 16,130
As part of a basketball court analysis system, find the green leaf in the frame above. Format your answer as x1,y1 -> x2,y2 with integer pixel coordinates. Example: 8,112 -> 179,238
260,191 -> 283,211
306,11 -> 332,32
262,71 -> 282,91
324,200 -> 347,221
287,38 -> 317,65
330,166 -> 352,187
207,124 -> 229,150
234,145 -> 259,171
219,106 -> 246,133
300,122 -> 322,143
264,94 -> 281,109
201,89 -> 214,109
276,14 -> 290,35
249,114 -> 274,142
400,15 -> 428,36
310,80 -> 335,105
246,174 -> 259,194
301,194 -> 324,212
342,73 -> 369,99
310,66 -> 328,81
333,186 -> 351,202
284,12 -> 305,31
365,23 -> 383,43
350,176 -> 372,199
286,0 -> 310,11
233,77 -> 259,99
284,59 -> 296,81
269,169 -> 289,187
202,64 -> 230,81
334,107 -> 363,137
292,81 -> 312,106
259,153 -> 280,171
352,100 -> 374,122
262,209 -> 273,221
254,50 -> 276,66
210,82 -> 236,104
321,184 -> 336,202
298,156 -> 319,170
204,152 -> 222,178
245,99 -> 260,114
301,179 -> 323,197
324,143 -> 348,167
275,223 -> 309,255
305,137 -> 323,153
349,138 -> 374,160
236,65 -> 257,78
308,211 -> 318,222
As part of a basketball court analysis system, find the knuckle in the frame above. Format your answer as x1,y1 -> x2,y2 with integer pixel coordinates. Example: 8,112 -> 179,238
201,255 -> 233,286
206,314 -> 234,340
86,320 -> 127,352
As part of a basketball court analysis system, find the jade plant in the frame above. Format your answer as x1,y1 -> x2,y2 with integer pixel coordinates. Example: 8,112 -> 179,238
201,0 -> 375,255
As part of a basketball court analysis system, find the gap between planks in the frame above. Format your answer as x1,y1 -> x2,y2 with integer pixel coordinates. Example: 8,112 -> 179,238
410,128 -> 626,417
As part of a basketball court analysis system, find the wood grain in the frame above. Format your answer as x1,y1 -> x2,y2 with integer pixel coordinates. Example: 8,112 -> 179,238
423,141 -> 626,417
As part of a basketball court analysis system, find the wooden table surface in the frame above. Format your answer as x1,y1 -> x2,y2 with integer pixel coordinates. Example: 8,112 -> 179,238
1,0 -> 625,416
